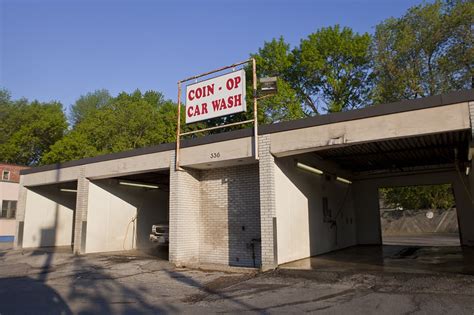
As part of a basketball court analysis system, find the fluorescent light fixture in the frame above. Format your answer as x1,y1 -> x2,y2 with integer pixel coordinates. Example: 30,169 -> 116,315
466,166 -> 470,176
336,176 -> 352,184
119,180 -> 159,189
60,188 -> 77,193
296,162 -> 324,175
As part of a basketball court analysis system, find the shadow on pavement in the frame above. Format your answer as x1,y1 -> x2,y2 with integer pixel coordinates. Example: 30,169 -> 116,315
66,256 -> 166,314
164,269 -> 259,312
0,276 -> 72,315
0,250 -> 169,314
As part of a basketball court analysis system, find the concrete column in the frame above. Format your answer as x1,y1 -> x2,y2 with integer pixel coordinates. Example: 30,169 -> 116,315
352,181 -> 382,245
73,168 -> 89,254
452,175 -> 474,246
258,135 -> 278,270
14,177 -> 28,249
169,152 -> 201,266
459,100 -> 474,245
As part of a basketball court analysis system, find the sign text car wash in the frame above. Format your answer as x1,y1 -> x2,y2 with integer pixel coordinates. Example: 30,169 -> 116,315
185,70 -> 246,123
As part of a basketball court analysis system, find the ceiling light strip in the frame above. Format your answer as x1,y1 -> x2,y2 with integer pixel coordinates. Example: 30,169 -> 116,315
336,177 -> 352,184
296,162 -> 324,175
119,181 -> 159,189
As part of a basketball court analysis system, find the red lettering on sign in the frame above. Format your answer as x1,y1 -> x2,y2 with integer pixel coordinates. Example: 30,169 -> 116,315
187,103 -> 209,117
195,88 -> 202,99
227,94 -> 242,108
226,78 -> 234,90
234,76 -> 241,88
219,98 -> 227,110
212,99 -> 220,112
226,76 -> 242,90
210,95 -> 242,112
187,84 -> 215,101
206,84 -> 214,96
188,90 -> 195,101
187,106 -> 194,117
234,94 -> 242,106
201,103 -> 208,114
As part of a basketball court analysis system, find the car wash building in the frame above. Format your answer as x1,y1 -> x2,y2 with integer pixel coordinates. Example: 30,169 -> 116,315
14,87 -> 474,271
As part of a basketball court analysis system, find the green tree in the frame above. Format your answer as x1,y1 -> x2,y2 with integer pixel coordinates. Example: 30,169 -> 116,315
70,89 -> 112,126
250,26 -> 373,118
0,90 -> 68,166
250,37 -> 305,123
372,0 -> 473,103
42,90 -> 179,163
294,25 -> 373,113
381,184 -> 455,210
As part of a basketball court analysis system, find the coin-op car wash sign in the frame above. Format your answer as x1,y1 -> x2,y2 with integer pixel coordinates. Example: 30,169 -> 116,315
185,69 -> 246,124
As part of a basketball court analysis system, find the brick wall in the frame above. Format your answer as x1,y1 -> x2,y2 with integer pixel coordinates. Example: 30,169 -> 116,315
14,177 -> 27,248
0,164 -> 29,183
73,168 -> 89,254
169,152 -> 261,267
200,164 -> 261,267
258,135 -> 278,270
169,152 -> 202,265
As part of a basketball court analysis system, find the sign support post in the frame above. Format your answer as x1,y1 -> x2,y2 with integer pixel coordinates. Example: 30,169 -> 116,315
253,58 -> 259,160
176,82 -> 182,170
175,58 -> 258,169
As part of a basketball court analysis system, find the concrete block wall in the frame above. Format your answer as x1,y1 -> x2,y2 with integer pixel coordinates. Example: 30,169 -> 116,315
14,178 -> 27,248
258,135 -> 278,270
169,154 -> 202,266
200,164 -> 261,267
74,169 -> 89,254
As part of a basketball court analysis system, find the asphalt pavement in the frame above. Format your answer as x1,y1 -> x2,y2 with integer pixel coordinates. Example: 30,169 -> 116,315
1,246 -> 474,314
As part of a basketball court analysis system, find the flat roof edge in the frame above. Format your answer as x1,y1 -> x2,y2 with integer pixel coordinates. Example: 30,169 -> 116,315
20,128 -> 254,175
259,89 -> 473,134
21,89 -> 473,176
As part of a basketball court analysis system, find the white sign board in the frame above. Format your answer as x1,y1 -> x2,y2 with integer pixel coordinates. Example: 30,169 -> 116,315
185,69 -> 246,124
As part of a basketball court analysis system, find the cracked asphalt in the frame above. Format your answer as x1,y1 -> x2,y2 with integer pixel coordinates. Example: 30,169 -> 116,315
1,247 -> 474,314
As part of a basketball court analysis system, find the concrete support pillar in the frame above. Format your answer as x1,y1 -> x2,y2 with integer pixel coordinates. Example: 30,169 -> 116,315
460,100 -> 474,245
169,152 -> 201,266
14,177 -> 28,249
258,135 -> 278,270
353,181 -> 382,245
452,175 -> 474,246
73,168 -> 90,254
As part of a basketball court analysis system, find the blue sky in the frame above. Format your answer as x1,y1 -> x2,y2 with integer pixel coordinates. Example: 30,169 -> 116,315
1,0 -> 424,110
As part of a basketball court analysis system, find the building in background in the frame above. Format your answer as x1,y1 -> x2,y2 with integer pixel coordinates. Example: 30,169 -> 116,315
0,163 -> 29,243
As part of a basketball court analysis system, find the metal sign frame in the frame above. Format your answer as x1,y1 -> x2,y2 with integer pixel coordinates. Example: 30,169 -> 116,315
175,58 -> 258,169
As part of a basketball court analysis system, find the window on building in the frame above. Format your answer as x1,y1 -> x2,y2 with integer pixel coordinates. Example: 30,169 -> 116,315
2,170 -> 10,181
1,200 -> 17,219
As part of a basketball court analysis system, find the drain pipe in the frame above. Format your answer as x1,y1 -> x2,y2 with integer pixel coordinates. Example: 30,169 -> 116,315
250,238 -> 261,268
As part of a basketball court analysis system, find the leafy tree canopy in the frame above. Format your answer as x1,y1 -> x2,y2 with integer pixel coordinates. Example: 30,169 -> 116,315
0,89 -> 68,166
372,0 -> 473,103
70,89 -> 112,126
42,90 -> 178,164
251,25 -> 373,118
381,184 -> 455,210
